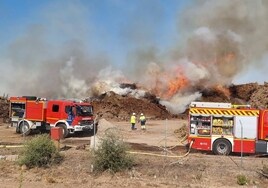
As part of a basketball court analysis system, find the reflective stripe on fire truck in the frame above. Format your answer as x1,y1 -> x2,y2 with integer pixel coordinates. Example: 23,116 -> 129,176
190,108 -> 259,116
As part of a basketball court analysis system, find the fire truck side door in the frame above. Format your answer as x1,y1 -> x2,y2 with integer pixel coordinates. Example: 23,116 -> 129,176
234,116 -> 258,139
261,110 -> 268,139
46,102 -> 62,124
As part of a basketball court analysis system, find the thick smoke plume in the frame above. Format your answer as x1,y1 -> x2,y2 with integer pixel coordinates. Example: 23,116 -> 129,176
0,1 -> 109,99
180,0 -> 268,81
127,0 -> 268,113
1,0 -> 268,114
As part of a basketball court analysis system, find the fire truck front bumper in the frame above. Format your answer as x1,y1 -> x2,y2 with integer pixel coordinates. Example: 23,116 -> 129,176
74,124 -> 94,132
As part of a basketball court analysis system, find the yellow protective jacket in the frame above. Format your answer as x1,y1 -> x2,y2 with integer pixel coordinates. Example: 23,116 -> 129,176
130,115 -> 136,123
139,115 -> 146,122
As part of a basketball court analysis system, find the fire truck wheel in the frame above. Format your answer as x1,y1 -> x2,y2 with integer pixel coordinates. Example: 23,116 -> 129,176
19,121 -> 31,136
212,139 -> 231,155
57,124 -> 69,138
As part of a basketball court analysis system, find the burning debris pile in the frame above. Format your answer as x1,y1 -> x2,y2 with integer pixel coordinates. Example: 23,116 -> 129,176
88,81 -> 268,121
0,82 -> 268,122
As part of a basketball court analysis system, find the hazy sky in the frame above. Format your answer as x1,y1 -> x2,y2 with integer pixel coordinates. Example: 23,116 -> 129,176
0,0 -> 267,98
0,0 -> 186,65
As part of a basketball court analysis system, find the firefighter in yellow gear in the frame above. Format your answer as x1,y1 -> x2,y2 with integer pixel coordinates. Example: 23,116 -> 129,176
130,113 -> 137,130
139,113 -> 146,130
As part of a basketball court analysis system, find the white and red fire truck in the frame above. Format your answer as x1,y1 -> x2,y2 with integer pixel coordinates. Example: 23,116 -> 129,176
187,102 -> 268,155
9,96 -> 96,138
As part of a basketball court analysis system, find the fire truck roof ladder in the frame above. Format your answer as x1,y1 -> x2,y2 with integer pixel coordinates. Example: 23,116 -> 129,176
190,102 -> 232,109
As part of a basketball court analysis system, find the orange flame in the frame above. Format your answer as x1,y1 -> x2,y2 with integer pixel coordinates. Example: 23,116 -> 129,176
165,75 -> 189,99
149,66 -> 190,99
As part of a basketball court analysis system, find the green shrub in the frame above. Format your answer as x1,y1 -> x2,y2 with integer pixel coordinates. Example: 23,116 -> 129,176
237,174 -> 248,185
92,129 -> 134,173
19,134 -> 62,168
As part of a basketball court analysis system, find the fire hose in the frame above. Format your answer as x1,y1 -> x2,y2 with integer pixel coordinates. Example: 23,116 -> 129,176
0,145 -> 23,148
157,134 -> 187,151
127,140 -> 194,158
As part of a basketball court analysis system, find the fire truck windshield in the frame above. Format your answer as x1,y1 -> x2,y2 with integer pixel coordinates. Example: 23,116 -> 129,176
76,105 -> 93,116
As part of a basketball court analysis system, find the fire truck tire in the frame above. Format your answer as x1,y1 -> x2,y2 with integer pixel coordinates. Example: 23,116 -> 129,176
57,124 -> 69,138
212,139 -> 232,155
19,121 -> 31,136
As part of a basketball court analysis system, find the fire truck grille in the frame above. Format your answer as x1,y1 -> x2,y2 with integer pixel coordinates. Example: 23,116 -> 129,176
80,120 -> 93,126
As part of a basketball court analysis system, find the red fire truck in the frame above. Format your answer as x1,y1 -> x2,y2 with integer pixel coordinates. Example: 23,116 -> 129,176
187,102 -> 268,155
9,96 -> 96,138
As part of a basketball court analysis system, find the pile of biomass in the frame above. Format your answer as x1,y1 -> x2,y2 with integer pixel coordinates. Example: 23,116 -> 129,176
1,82 -> 268,122
91,82 -> 268,121
229,83 -> 259,101
91,91 -> 172,121
249,82 -> 268,109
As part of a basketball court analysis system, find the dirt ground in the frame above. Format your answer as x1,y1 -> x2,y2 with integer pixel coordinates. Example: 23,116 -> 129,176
0,119 -> 268,188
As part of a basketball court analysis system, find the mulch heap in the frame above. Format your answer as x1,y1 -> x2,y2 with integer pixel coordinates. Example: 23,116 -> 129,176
90,82 -> 268,121
91,91 -> 172,121
249,82 -> 268,109
1,82 -> 268,123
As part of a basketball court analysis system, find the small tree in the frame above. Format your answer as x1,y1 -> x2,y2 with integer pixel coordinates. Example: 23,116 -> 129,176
92,129 -> 134,173
19,134 -> 62,168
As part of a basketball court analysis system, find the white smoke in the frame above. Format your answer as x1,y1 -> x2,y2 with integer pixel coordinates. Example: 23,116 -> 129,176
60,57 -> 88,98
91,67 -> 125,95
160,92 -> 202,114
227,30 -> 243,43
179,58 -> 209,83
91,67 -> 146,98
194,27 -> 216,42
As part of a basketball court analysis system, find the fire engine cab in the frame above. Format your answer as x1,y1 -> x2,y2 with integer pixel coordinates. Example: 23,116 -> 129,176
9,96 -> 96,138
187,102 -> 268,155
